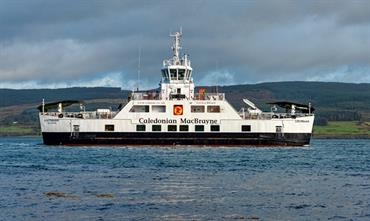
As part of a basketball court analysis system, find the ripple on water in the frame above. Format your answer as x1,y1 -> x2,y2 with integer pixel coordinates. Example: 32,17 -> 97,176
0,138 -> 369,220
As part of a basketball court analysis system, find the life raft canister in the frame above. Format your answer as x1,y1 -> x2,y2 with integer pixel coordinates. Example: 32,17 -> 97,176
173,105 -> 183,115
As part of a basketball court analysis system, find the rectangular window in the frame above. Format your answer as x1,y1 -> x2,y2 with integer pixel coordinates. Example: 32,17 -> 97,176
152,125 -> 161,132
73,125 -> 80,132
161,69 -> 169,81
242,125 -> 251,132
152,105 -> 166,113
207,106 -> 220,113
191,105 -> 205,113
136,125 -> 146,131
186,70 -> 191,79
178,69 -> 185,80
195,125 -> 204,132
210,125 -> 220,132
170,69 -> 177,80
105,125 -> 114,131
130,105 -> 149,112
168,125 -> 177,132
179,125 -> 189,131
276,126 -> 282,133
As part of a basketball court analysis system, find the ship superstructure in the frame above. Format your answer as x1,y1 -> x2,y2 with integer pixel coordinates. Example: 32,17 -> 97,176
39,31 -> 314,146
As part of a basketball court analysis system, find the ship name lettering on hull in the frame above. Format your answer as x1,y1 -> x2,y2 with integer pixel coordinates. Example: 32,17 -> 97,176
295,120 -> 310,123
180,118 -> 217,124
139,118 -> 217,124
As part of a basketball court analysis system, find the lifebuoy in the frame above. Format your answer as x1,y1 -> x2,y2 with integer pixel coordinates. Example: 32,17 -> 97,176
58,113 -> 64,118
173,105 -> 183,115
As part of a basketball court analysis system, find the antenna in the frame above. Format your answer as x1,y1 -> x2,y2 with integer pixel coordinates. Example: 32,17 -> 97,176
170,29 -> 182,62
137,46 -> 141,91
216,61 -> 219,95
42,98 -> 45,114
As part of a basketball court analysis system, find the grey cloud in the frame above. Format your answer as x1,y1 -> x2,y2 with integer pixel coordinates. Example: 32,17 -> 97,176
0,0 -> 369,89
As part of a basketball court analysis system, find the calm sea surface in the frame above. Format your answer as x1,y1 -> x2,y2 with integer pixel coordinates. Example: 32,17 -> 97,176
0,137 -> 369,221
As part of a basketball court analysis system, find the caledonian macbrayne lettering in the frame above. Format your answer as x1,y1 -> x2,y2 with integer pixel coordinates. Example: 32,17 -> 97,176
139,118 -> 218,124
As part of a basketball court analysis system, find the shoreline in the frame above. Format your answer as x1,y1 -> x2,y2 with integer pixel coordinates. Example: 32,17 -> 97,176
312,135 -> 370,139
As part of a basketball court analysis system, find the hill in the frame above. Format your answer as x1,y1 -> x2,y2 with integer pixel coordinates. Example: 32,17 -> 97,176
0,87 -> 126,107
204,82 -> 370,122
0,81 -> 369,136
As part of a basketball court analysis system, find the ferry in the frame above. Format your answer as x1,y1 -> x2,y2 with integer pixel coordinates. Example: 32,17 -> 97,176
38,31 -> 315,146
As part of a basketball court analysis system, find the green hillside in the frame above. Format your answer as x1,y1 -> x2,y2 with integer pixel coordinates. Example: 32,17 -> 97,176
205,81 -> 370,110
200,82 -> 370,123
0,87 -> 126,107
0,82 -> 369,137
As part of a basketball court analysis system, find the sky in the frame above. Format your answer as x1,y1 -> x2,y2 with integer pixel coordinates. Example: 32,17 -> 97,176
0,0 -> 369,89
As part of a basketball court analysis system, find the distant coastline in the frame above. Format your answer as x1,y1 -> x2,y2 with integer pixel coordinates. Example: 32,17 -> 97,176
313,121 -> 370,139
313,135 -> 370,139
1,83 -> 369,140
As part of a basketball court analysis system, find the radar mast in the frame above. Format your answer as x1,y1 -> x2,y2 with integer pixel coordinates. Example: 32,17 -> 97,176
170,30 -> 182,64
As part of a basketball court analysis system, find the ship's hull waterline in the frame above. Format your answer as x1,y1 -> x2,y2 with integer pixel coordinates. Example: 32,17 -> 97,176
42,132 -> 312,146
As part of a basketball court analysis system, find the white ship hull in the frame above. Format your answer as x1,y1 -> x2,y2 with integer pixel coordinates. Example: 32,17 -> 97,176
38,30 -> 314,146
39,99 -> 314,146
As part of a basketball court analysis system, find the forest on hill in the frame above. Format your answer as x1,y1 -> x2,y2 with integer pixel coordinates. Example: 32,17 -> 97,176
208,82 -> 370,124
0,87 -> 125,107
0,81 -> 369,135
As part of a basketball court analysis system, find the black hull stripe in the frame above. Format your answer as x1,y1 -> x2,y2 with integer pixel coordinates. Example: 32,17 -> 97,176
42,132 -> 312,146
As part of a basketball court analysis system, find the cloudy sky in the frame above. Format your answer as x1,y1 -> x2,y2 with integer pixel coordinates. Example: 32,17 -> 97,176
0,0 -> 369,89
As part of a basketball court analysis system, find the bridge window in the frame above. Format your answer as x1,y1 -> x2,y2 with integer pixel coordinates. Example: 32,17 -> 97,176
207,106 -> 220,113
161,69 -> 169,81
130,105 -> 149,112
186,70 -> 192,79
168,125 -> 177,131
136,125 -> 146,131
152,125 -> 161,132
178,69 -> 185,80
191,105 -> 205,113
170,69 -> 177,80
105,125 -> 114,131
241,125 -> 251,132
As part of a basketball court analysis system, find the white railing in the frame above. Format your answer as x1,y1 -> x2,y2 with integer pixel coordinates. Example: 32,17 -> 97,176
163,57 -> 191,67
194,93 -> 225,101
130,92 -> 160,100
130,92 -> 225,101
238,110 -> 312,120
41,111 -> 118,119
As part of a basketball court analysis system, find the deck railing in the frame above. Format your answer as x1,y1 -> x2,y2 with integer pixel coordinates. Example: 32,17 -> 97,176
193,93 -> 225,101
130,92 -> 225,101
130,92 -> 160,100
239,111 -> 313,120
41,111 -> 118,119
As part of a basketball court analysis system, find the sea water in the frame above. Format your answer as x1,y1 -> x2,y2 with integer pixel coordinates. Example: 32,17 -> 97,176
0,137 -> 369,221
